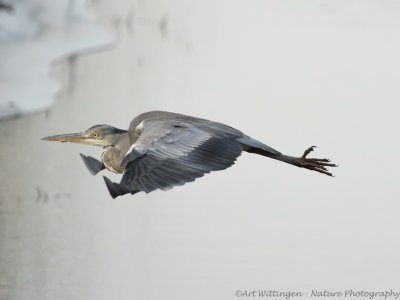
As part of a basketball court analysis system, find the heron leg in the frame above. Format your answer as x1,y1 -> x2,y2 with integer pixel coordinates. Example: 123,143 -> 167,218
273,146 -> 337,176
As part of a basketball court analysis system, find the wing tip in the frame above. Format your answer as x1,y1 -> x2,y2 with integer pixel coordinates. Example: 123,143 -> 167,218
80,153 -> 105,175
103,176 -> 137,199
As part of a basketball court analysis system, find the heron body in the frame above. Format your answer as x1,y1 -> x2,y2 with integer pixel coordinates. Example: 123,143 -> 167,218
42,111 -> 336,198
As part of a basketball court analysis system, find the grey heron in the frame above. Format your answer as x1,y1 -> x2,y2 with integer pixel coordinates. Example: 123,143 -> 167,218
42,111 -> 337,198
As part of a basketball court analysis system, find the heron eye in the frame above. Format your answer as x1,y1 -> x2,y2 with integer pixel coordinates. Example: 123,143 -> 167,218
93,132 -> 99,138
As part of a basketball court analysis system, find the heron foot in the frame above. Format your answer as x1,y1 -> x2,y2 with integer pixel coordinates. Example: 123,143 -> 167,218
299,146 -> 337,176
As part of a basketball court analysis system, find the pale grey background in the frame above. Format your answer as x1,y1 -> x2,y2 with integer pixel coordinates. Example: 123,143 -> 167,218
1,1 -> 400,299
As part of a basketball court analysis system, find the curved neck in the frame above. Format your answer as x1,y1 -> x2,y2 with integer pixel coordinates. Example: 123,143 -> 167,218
102,132 -> 131,174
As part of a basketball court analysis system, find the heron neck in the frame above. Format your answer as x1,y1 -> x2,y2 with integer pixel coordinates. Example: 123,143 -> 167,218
102,132 -> 131,174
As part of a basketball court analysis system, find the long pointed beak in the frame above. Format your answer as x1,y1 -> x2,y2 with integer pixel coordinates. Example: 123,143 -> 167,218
41,132 -> 88,143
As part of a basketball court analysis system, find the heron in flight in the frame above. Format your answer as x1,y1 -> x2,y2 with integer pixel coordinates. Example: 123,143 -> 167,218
42,111 -> 337,198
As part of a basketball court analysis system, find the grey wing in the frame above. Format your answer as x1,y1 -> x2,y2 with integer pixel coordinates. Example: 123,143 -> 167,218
103,176 -> 138,199
80,153 -> 105,175
116,121 -> 243,195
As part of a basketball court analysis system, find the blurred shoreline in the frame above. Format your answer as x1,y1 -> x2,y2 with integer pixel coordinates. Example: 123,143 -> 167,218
0,0 -> 114,120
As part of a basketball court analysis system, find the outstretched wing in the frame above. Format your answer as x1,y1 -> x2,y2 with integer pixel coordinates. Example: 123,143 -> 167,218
108,120 -> 243,197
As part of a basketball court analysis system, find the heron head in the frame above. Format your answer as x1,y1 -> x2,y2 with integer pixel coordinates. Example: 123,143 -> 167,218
42,124 -> 127,148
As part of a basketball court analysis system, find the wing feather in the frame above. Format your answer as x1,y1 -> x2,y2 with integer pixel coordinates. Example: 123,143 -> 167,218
119,122 -> 243,193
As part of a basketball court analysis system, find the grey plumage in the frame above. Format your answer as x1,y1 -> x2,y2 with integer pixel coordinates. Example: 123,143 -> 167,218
80,154 -> 105,175
42,111 -> 337,198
